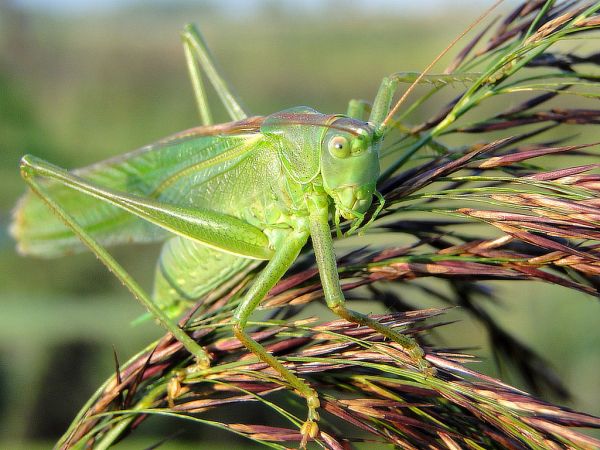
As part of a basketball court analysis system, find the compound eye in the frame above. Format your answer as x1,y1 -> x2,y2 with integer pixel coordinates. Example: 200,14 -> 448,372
328,135 -> 350,158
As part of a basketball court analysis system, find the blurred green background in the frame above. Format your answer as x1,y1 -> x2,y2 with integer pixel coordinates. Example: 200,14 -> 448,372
1,0 -> 599,448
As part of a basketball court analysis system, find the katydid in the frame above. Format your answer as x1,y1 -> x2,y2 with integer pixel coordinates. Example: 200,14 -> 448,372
11,5 -> 500,441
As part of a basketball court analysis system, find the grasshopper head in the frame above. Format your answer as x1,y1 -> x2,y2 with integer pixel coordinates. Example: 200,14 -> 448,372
321,118 -> 380,221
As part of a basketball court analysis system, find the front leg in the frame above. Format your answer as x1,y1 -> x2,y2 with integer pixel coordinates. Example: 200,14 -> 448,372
231,226 -> 320,446
307,193 -> 434,375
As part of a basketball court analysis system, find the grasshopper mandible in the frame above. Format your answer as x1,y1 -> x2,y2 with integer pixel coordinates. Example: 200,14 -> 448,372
11,5 -> 499,439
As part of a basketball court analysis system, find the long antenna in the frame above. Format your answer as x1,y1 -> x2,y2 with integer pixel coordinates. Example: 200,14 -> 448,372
380,0 -> 505,129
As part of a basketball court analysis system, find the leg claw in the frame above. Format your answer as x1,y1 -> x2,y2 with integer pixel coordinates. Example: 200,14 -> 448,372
299,391 -> 320,447
300,420 -> 319,448
195,353 -> 211,370
406,342 -> 436,376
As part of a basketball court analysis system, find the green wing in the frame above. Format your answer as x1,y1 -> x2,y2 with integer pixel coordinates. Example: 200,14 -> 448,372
11,128 -> 263,257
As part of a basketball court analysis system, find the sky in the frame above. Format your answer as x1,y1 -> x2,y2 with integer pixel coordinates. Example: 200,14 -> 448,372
10,0 -> 497,16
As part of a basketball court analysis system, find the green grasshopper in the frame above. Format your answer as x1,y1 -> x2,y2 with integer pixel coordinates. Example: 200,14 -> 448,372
10,16 -> 490,440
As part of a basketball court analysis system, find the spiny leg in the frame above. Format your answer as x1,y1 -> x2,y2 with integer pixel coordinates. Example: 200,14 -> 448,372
181,24 -> 248,122
307,194 -> 433,375
232,228 -> 320,445
20,161 -> 211,368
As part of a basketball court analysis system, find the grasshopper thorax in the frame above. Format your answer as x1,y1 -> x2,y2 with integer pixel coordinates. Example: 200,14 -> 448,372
261,108 -> 380,224
320,117 -> 380,220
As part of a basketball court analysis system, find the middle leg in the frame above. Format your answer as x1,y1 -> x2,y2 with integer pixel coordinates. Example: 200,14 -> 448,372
307,194 -> 434,375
